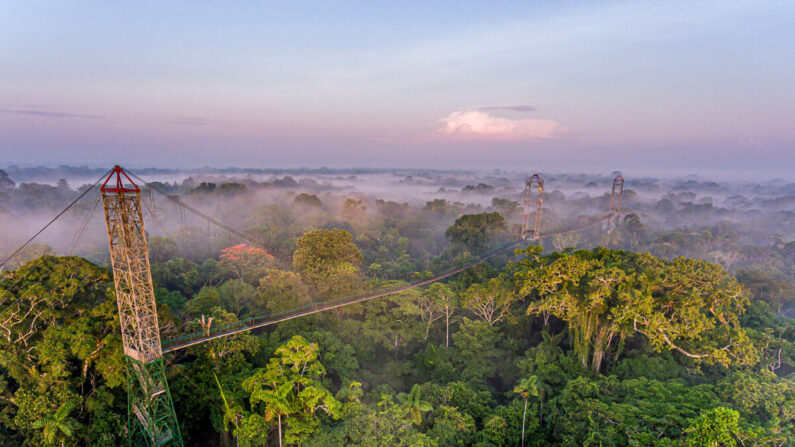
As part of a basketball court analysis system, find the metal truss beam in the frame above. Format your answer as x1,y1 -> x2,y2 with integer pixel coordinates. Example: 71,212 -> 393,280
101,166 -> 183,447
610,174 -> 624,215
522,174 -> 544,240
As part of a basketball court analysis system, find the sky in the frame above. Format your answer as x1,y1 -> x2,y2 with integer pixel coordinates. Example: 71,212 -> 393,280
1,0 -> 793,178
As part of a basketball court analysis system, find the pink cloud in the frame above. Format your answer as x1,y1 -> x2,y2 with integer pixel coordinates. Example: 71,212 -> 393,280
438,110 -> 565,141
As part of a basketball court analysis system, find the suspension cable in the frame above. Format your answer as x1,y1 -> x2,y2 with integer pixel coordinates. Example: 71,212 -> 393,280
539,213 -> 610,238
67,195 -> 102,255
140,191 -> 177,242
162,238 -> 529,352
161,214 -> 611,353
125,170 -> 273,253
0,169 -> 111,270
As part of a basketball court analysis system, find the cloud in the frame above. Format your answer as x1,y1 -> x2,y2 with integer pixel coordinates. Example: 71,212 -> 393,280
477,105 -> 538,112
438,110 -> 564,141
0,108 -> 104,119
166,117 -> 213,126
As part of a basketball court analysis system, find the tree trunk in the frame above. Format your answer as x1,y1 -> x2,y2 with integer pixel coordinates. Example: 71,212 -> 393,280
277,413 -> 283,447
539,398 -> 543,425
445,312 -> 450,347
521,398 -> 527,447
591,327 -> 614,373
592,346 -> 605,374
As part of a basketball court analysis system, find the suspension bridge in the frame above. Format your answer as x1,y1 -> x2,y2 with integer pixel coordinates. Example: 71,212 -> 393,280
0,166 -> 625,447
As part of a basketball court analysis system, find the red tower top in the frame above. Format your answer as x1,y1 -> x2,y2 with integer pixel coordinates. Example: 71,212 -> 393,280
527,173 -> 544,188
100,165 -> 139,193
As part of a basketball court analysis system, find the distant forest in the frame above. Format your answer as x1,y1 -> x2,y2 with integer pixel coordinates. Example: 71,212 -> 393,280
0,166 -> 792,446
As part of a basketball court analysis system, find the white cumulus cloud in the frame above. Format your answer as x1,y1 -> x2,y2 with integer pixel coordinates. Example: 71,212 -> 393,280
438,110 -> 564,141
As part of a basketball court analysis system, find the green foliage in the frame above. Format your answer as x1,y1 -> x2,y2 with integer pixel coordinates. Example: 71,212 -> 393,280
735,267 -> 792,312
612,353 -> 682,381
427,404 -> 477,446
514,376 -> 540,400
516,247 -> 758,373
3,177 -> 794,447
148,237 -> 178,263
717,370 -> 795,443
462,275 -> 516,327
397,384 -> 433,424
490,197 -> 520,218
685,407 -> 741,447
292,229 -> 363,297
294,193 -> 323,208
310,330 -> 359,385
514,376 -> 540,447
423,283 -> 457,346
31,399 -> 80,447
356,230 -> 416,280
445,212 -> 508,255
516,330 -> 573,388
553,375 -> 721,446
217,279 -> 257,316
479,414 -> 509,446
241,335 -> 341,446
258,269 -> 311,315
304,394 -> 434,447
184,285 -> 222,317
154,286 -> 187,311
151,257 -> 204,297
0,256 -> 126,447
187,307 -> 258,369
451,318 -> 502,389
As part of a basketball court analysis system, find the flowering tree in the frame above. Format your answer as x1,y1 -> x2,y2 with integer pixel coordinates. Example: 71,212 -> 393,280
219,243 -> 274,283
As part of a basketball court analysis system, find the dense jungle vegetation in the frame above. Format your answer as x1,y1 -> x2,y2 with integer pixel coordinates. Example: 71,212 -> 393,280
0,167 -> 793,446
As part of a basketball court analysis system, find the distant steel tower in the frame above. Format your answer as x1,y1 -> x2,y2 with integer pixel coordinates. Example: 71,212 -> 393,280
609,174 -> 624,215
101,166 -> 183,447
522,174 -> 544,240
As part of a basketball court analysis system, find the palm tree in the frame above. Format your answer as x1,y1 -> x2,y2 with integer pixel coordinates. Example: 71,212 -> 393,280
513,376 -> 540,447
397,384 -> 433,425
253,382 -> 293,447
32,399 -> 80,447
214,373 -> 242,447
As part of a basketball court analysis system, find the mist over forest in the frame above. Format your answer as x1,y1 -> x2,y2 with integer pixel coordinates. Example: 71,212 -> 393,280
2,165 -> 794,286
0,164 -> 793,446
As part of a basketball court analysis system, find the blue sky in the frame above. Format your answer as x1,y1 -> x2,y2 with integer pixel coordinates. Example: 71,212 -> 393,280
1,1 -> 793,177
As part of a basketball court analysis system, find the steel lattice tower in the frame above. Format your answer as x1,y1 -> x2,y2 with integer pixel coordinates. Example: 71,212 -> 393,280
609,174 -> 624,215
522,174 -> 544,240
101,166 -> 183,447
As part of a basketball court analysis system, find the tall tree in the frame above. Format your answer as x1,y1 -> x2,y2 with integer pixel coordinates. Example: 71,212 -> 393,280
445,212 -> 509,255
513,376 -> 539,447
31,399 -> 80,447
397,385 -> 433,425
219,244 -> 274,284
257,269 -> 311,315
685,407 -> 742,447
426,283 -> 457,347
241,336 -> 340,446
292,229 -> 363,297
516,247 -> 758,373
462,275 -> 515,327
416,286 -> 444,341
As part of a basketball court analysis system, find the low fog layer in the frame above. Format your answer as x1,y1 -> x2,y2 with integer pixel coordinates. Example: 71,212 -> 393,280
1,165 -> 793,314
